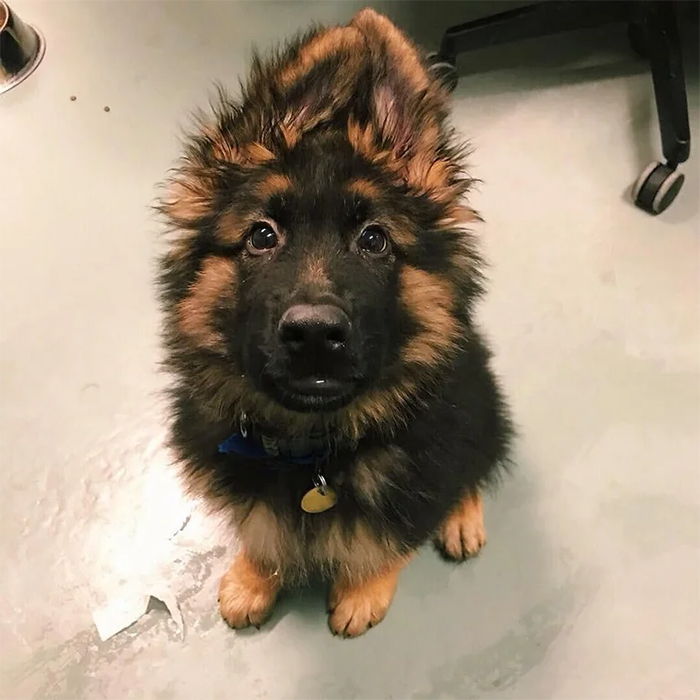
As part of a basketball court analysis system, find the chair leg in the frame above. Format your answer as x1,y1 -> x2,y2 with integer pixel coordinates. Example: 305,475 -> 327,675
428,1 -> 629,93
632,1 -> 690,215
647,1 -> 690,168
436,1 -> 628,65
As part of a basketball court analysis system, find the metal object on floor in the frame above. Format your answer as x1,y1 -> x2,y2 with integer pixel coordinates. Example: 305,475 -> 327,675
0,1 -> 46,95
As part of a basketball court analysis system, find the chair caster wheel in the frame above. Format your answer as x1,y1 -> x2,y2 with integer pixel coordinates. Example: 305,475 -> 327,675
632,161 -> 684,215
427,52 -> 458,93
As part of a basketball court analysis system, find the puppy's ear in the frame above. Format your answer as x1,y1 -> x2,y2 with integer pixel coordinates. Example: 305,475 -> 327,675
274,26 -> 369,147
349,9 -> 452,195
350,9 -> 446,160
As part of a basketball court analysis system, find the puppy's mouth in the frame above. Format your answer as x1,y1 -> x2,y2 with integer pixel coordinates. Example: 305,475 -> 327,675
263,375 -> 357,413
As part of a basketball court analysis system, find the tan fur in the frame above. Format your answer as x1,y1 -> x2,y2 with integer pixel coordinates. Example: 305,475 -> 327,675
342,376 -> 418,440
279,121 -> 303,150
347,119 -> 378,161
347,119 -> 395,174
215,208 -> 249,246
162,131 -> 276,246
239,141 -> 276,165
328,553 -> 411,637
231,501 -> 405,587
351,445 -> 409,508
219,549 -> 281,628
298,253 -> 331,289
438,203 -> 480,228
162,175 -> 214,226
178,257 -> 236,351
201,124 -> 236,162
233,503 -> 288,572
434,491 -> 486,560
399,265 -> 459,366
406,154 -> 451,199
279,26 -> 363,88
351,9 -> 429,94
385,214 -> 420,248
279,26 -> 368,147
315,520 -> 406,585
218,503 -> 411,635
347,177 -> 383,201
203,118 -> 275,165
347,118 -> 451,198
389,227 -> 417,249
256,172 -> 292,200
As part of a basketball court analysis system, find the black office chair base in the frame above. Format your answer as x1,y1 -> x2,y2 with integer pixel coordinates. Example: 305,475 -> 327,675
427,52 -> 458,93
632,161 -> 685,215
430,1 -> 694,215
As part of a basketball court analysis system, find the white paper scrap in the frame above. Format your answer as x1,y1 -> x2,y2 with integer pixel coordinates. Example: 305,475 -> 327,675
92,587 -> 184,642
92,593 -> 150,642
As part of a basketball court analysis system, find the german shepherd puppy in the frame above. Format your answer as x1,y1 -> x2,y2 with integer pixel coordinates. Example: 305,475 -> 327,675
158,8 -> 513,637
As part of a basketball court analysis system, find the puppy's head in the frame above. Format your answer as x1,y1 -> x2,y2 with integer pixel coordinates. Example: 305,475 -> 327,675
159,9 -> 482,436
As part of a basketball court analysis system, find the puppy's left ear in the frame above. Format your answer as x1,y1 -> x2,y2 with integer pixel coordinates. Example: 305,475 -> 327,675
350,8 -> 450,188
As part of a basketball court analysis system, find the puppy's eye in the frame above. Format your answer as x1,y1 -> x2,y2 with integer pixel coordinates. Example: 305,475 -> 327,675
357,225 -> 389,256
247,222 -> 278,253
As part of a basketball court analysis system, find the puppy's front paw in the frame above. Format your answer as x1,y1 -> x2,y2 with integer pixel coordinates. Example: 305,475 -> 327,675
328,565 -> 402,638
219,552 -> 280,630
435,491 -> 486,561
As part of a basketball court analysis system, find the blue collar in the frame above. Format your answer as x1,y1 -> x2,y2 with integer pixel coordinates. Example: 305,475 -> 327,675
218,431 -> 327,466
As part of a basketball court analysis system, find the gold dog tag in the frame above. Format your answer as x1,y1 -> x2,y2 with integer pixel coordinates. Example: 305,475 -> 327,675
301,474 -> 337,513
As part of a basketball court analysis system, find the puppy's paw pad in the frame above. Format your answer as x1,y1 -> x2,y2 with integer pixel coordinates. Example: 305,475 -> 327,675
219,564 -> 278,630
435,518 -> 486,561
328,588 -> 391,638
434,493 -> 487,562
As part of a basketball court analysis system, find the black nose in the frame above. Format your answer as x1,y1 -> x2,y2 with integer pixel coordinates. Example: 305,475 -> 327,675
278,304 -> 351,353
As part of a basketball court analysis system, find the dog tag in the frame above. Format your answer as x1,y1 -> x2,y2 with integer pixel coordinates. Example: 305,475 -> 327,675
301,485 -> 337,513
301,470 -> 337,514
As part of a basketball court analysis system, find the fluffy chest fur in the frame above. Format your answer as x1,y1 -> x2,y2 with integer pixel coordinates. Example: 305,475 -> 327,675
169,336 -> 510,584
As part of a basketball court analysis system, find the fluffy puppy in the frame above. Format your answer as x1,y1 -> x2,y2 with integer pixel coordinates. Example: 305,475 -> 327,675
158,8 -> 513,637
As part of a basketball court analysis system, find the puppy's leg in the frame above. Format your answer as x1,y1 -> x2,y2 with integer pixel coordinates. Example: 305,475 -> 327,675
328,557 -> 409,638
434,490 -> 487,561
219,550 -> 280,629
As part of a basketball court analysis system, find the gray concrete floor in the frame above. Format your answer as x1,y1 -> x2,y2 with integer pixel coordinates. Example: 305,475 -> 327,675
1,2 -> 699,699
